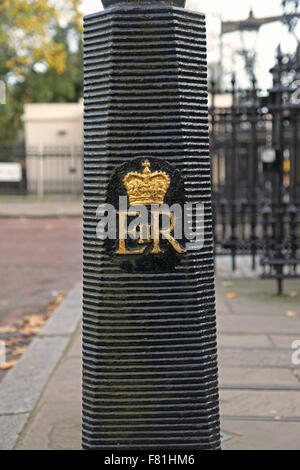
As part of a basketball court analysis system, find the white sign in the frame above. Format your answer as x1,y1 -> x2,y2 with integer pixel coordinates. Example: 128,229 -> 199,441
0,162 -> 22,182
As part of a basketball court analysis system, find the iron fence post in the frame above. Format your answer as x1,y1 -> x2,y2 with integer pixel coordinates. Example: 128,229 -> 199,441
250,76 -> 258,269
230,73 -> 237,270
271,46 -> 285,295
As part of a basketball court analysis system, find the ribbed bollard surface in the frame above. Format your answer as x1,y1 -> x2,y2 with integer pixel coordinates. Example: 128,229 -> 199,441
83,0 -> 221,450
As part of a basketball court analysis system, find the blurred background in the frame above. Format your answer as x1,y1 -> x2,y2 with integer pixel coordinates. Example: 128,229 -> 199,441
0,0 -> 299,450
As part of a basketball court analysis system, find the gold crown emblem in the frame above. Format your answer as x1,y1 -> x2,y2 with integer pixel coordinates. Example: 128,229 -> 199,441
123,160 -> 171,206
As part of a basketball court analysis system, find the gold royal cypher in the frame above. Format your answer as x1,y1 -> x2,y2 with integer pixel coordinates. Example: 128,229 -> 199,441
116,160 -> 185,255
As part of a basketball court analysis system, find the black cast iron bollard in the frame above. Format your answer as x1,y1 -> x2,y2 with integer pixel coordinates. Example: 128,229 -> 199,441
82,0 -> 221,450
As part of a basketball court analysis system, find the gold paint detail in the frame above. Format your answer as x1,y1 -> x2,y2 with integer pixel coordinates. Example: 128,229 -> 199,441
116,210 -> 186,256
151,211 -> 185,254
123,160 -> 170,206
116,211 -> 147,255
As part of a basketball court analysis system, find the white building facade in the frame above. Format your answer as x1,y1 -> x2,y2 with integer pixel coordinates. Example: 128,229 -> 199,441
22,101 -> 84,194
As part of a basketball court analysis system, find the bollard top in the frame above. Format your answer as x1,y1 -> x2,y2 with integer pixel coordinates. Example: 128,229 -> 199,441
101,0 -> 186,8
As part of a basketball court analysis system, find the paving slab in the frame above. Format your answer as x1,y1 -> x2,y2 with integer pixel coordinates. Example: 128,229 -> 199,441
218,314 -> 300,335
41,356 -> 81,403
17,401 -> 81,450
219,347 -> 297,368
0,284 -> 81,449
67,330 -> 82,358
0,336 -> 69,415
218,334 -> 272,348
269,335 -> 300,349
0,413 -> 30,450
221,420 -> 300,450
220,389 -> 300,418
16,342 -> 82,450
216,278 -> 300,317
219,366 -> 300,387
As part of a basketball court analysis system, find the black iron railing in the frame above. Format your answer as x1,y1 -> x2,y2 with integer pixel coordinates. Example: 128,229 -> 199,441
210,46 -> 300,294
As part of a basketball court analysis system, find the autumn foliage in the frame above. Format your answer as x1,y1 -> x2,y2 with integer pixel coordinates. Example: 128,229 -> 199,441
0,0 -> 83,76
0,0 -> 83,143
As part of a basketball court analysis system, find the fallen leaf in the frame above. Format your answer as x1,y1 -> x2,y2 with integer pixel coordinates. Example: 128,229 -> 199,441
289,291 -> 298,298
47,295 -> 64,313
23,315 -> 47,327
13,346 -> 27,356
222,281 -> 233,287
19,314 -> 47,335
226,291 -> 238,299
19,325 -> 41,336
286,311 -> 297,317
219,265 -> 229,272
58,290 -> 67,296
0,326 -> 16,333
5,338 -> 17,347
0,359 -> 17,370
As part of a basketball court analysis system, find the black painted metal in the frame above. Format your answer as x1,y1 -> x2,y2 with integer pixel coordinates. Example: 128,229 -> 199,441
82,1 -> 221,450
210,45 -> 300,294
102,0 -> 186,6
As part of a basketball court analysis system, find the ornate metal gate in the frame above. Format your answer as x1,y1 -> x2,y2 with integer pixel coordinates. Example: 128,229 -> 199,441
210,46 -> 300,294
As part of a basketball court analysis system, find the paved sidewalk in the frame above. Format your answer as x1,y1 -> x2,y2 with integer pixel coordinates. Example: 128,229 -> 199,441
16,324 -> 82,450
216,278 -> 300,450
0,285 -> 82,450
0,195 -> 82,218
9,277 -> 300,450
